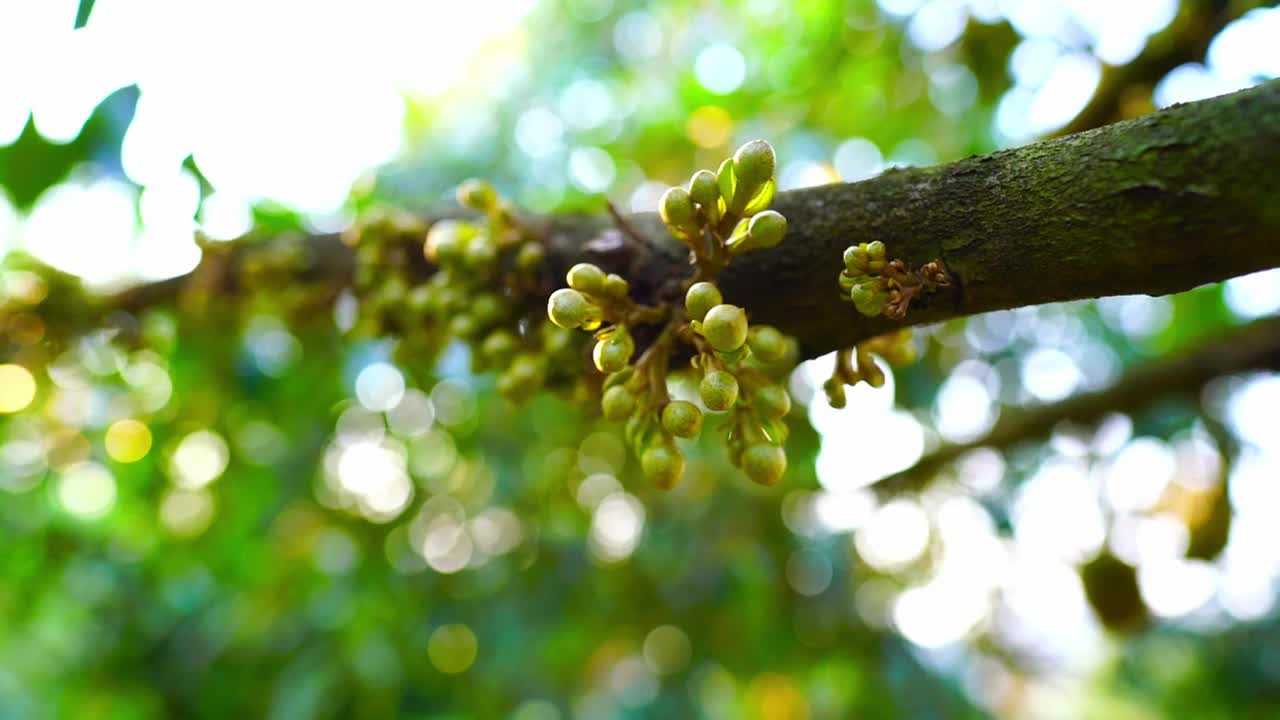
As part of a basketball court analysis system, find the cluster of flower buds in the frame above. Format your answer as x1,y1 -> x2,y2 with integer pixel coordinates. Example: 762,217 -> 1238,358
822,329 -> 916,408
660,139 -> 787,266
684,281 -> 796,486
546,262 -> 641,374
839,241 -> 951,319
346,179 -> 584,403
547,139 -> 800,490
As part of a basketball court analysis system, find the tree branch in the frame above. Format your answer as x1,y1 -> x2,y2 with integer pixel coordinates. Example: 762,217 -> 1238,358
1052,0 -> 1272,138
82,79 -> 1280,360
873,314 -> 1280,496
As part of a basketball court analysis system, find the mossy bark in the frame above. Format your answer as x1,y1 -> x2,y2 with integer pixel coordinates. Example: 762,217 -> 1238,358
116,80 -> 1280,362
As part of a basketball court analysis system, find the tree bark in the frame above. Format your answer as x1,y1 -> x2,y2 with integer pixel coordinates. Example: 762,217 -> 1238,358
104,80 -> 1280,362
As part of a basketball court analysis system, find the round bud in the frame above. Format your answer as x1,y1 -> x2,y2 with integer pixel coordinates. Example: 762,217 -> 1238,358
603,273 -> 630,300
689,170 -> 720,211
471,293 -> 505,327
567,263 -> 607,295
867,240 -> 886,260
449,313 -> 479,338
746,210 -> 786,250
661,401 -> 703,439
601,385 -> 637,421
685,282 -> 723,322
516,242 -> 545,273
659,187 -> 696,229
822,377 -> 847,409
642,443 -> 685,490
456,178 -> 497,211
481,330 -> 518,366
701,304 -> 749,353
508,353 -> 545,385
424,220 -> 473,264
732,139 -> 776,191
843,245 -> 863,271
741,443 -> 786,486
592,328 -> 635,373
464,234 -> 498,271
547,288 -> 592,329
747,325 -> 787,363
753,384 -> 791,419
407,285 -> 434,314
699,369 -> 739,411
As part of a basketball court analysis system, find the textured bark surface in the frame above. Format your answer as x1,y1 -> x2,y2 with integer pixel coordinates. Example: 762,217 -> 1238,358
111,80 -> 1280,362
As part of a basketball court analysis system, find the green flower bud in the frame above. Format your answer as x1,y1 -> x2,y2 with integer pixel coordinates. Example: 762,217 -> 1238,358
642,443 -> 685,490
456,178 -> 497,211
601,385 -> 637,421
547,288 -> 593,329
464,234 -> 498,271
407,285 -> 434,314
867,240 -> 886,260
542,324 -> 579,356
449,313 -> 478,337
481,329 -> 518,367
741,443 -> 786,486
661,401 -> 703,439
603,273 -> 630,300
733,139 -> 776,192
660,187 -> 697,233
823,377 -> 847,409
685,282 -> 723,322
592,327 -> 635,373
701,304 -> 749,353
499,353 -> 546,403
567,263 -> 607,295
753,384 -> 791,419
516,242 -> 545,273
471,293 -> 505,327
700,369 -> 739,411
689,169 -> 721,222
424,220 -> 474,264
747,325 -> 787,363
746,210 -> 786,249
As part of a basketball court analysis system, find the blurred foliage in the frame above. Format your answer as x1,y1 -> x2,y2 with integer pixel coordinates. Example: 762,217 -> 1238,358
3,1 -> 1280,719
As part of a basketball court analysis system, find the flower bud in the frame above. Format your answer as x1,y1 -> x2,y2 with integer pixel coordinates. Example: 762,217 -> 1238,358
753,384 -> 791,419
733,139 -> 776,191
464,234 -> 498,271
547,288 -> 592,329
689,169 -> 721,222
456,178 -> 497,211
699,369 -> 739,411
747,325 -> 786,363
660,187 -> 696,231
741,443 -> 786,486
516,242 -> 545,273
661,401 -> 703,439
592,327 -> 635,373
745,210 -> 786,250
642,443 -> 685,490
701,304 -> 749,353
603,273 -> 630,300
601,385 -> 637,421
567,263 -> 607,295
424,220 -> 474,264
481,329 -> 518,367
684,282 -> 723,322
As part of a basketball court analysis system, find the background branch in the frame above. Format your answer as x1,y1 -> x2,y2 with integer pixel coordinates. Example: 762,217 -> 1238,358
1052,0 -> 1273,138
873,314 -> 1280,496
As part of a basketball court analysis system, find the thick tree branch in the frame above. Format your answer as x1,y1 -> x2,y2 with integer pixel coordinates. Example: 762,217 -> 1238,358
1053,0 -> 1272,138
85,80 -> 1280,361
873,314 -> 1280,496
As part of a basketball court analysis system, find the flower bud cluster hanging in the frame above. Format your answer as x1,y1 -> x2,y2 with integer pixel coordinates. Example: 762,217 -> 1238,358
548,140 -> 800,490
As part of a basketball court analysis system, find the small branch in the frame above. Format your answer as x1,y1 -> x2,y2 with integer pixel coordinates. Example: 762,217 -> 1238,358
873,314 -> 1280,496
